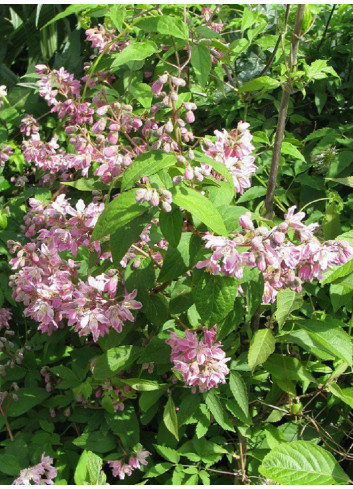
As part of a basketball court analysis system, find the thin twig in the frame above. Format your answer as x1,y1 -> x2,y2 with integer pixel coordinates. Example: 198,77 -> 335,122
258,5 -> 291,78
264,4 -> 306,219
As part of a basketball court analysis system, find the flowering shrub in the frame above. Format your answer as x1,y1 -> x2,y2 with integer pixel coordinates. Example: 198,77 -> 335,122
1,4 -> 353,486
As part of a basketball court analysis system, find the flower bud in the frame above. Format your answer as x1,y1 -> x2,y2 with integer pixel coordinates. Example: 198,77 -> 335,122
186,111 -> 195,123
164,119 -> 174,133
184,166 -> 194,180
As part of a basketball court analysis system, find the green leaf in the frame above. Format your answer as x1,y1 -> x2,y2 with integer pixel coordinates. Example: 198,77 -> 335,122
105,405 -> 139,447
109,5 -> 126,31
171,185 -> 228,236
264,354 -> 315,383
259,441 -> 349,485
91,189 -> 147,241
130,82 -> 153,109
229,38 -> 250,58
248,329 -> 276,371
122,378 -> 162,391
42,4 -> 95,28
163,396 -> 179,441
240,267 -> 264,322
275,289 -> 303,329
73,432 -> 116,454
93,345 -> 141,379
153,445 -> 180,464
237,186 -> 267,203
7,388 -> 49,417
239,76 -> 280,93
159,207 -> 183,247
0,454 -> 21,476
241,6 -> 257,31
192,271 -> 238,326
229,371 -> 250,423
111,41 -> 158,68
110,214 -> 150,267
159,233 -> 200,283
204,391 -> 234,431
144,462 -> 173,478
321,258 -> 353,285
121,151 -> 177,192
194,151 -> 235,195
191,44 -> 212,87
61,178 -> 108,192
139,390 -> 164,412
294,319 -> 352,365
326,176 -> 353,188
157,16 -> 189,40
281,142 -> 305,161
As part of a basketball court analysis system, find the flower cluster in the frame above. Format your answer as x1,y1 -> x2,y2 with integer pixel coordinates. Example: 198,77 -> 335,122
8,195 -> 141,341
166,325 -> 230,392
0,145 -> 13,167
135,187 -> 173,212
12,453 -> 57,485
86,24 -> 127,54
196,206 -> 353,303
108,448 -> 150,480
203,122 -> 257,194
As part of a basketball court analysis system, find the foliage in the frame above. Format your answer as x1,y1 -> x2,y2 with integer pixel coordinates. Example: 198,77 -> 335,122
0,3 -> 353,486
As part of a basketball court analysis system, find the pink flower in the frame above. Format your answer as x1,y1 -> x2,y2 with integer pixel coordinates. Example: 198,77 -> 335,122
166,325 -> 230,392
13,453 -> 57,485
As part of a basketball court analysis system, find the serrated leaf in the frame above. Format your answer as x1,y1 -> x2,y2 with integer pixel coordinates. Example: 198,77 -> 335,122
159,206 -> 183,247
191,44 -> 212,87
193,271 -> 237,326
295,319 -> 352,365
144,462 -> 172,478
111,41 -> 158,68
163,397 -> 179,441
326,176 -> 353,188
281,142 -> 305,161
130,82 -> 153,109
204,391 -> 234,431
321,258 -> 353,285
153,445 -> 180,464
110,213 -> 150,267
275,289 -> 303,329
171,185 -> 228,236
248,329 -> 276,371
159,233 -> 200,283
259,441 -> 349,485
229,371 -> 250,423
121,151 -> 177,192
7,388 -> 49,417
42,4 -> 95,28
239,76 -> 280,93
93,345 -> 141,379
91,189 -> 148,242
122,378 -> 162,391
157,16 -> 189,40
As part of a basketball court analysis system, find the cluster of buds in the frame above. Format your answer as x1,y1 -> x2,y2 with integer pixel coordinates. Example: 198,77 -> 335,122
40,366 -> 54,393
0,145 -> 13,167
135,187 -> 173,212
108,447 -> 151,480
166,325 -> 230,392
94,379 -> 134,412
0,383 -> 19,406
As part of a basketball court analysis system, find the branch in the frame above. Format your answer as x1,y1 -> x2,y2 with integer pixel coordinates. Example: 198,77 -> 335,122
264,4 -> 306,219
258,5 -> 291,78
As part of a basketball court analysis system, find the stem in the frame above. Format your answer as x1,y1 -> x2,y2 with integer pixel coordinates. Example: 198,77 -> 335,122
264,4 -> 306,219
258,5 -> 291,78
0,404 -> 14,441
317,5 -> 335,50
